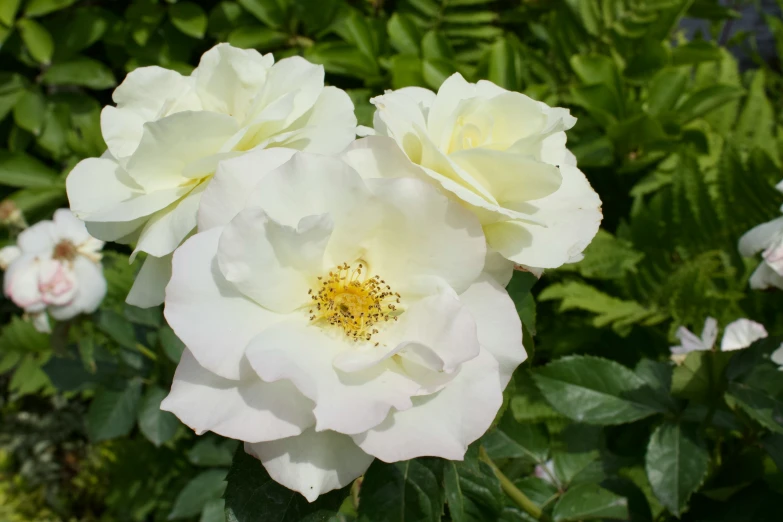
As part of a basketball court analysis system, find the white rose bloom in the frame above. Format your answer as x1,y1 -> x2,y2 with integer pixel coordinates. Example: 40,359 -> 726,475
160,145 -> 526,501
670,317 -> 768,363
365,73 -> 602,271
738,213 -> 783,290
66,43 -> 357,308
1,209 -> 106,333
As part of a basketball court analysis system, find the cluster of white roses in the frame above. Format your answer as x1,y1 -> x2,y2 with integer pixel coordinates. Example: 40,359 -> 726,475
669,317 -> 769,364
0,209 -> 105,333
62,44 -> 602,500
738,178 -> 783,290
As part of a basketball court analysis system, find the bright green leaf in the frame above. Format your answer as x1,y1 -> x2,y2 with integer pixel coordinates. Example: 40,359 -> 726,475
24,0 -> 77,17
17,18 -> 54,64
137,386 -> 179,447
170,2 -> 207,39
170,469 -> 228,520
87,380 -> 143,442
0,151 -> 58,188
552,483 -> 629,521
42,57 -> 116,89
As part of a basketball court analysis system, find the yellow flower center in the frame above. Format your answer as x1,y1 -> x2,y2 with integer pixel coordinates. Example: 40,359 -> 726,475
308,262 -> 401,343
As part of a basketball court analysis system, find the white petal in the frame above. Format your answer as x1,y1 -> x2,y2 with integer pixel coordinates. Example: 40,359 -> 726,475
84,185 -> 192,224
483,249 -> 514,287
720,318 -> 768,351
132,182 -> 206,258
771,344 -> 783,367
194,43 -> 272,121
484,164 -> 602,268
161,350 -> 314,442
247,56 -> 324,128
245,318 -> 422,435
126,254 -> 172,308
363,177 -> 485,295
197,147 -> 297,231
449,149 -> 562,203
279,85 -> 357,153
738,216 -> 783,257
17,221 -> 56,254
353,348 -> 502,462
164,228 -> 283,380
425,73 -> 478,147
52,209 -> 91,245
670,326 -> 707,355
342,136 -> 427,180
459,273 -> 525,388
749,261 -> 783,290
700,317 -> 719,349
0,246 -> 21,270
125,111 -> 238,192
371,88 -> 431,146
30,311 -> 51,333
218,209 -> 331,313
66,158 -> 143,220
49,256 -> 106,320
241,152 -> 371,229
5,256 -> 44,310
246,429 -> 373,502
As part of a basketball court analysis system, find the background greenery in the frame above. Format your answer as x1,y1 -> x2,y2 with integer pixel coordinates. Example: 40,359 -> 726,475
1,0 -> 783,521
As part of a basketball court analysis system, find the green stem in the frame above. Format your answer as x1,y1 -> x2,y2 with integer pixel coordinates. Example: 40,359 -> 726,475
479,446 -> 549,521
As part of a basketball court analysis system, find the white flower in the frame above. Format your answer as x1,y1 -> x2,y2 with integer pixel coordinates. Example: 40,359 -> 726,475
67,43 -> 357,308
160,145 -> 525,501
670,317 -> 768,363
1,209 -> 106,333
365,73 -> 602,271
771,343 -> 783,371
738,213 -> 783,290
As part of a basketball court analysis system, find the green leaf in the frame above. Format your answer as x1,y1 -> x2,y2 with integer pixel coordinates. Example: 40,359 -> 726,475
42,57 -> 116,89
761,434 -> 783,471
422,30 -> 454,62
671,40 -> 722,66
97,309 -> 137,350
444,446 -> 504,522
52,7 -> 109,57
552,483 -> 629,521
188,437 -> 238,467
674,84 -> 744,125
388,12 -> 421,55
224,447 -> 346,521
170,2 -> 207,39
170,469 -> 228,520
562,229 -> 644,280
159,325 -> 186,363
645,422 -> 709,516
24,0 -> 76,17
358,458 -> 444,522
538,282 -> 667,336
200,499 -> 226,522
0,72 -> 26,122
137,386 -> 179,447
533,355 -> 665,425
726,382 -> 783,434
671,350 -> 732,402
0,0 -> 21,26
571,54 -> 623,99
0,151 -> 58,188
13,88 -> 46,136
647,67 -> 688,116
0,316 -> 49,352
228,26 -> 288,51
9,354 -> 52,396
238,0 -> 285,28
390,54 -> 425,89
483,409 -> 548,464
487,37 -> 519,90
17,18 -> 54,64
87,380 -> 143,442
336,9 -> 377,59
305,42 -> 378,80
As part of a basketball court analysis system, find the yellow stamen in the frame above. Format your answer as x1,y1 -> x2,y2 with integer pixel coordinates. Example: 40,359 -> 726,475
308,261 -> 401,341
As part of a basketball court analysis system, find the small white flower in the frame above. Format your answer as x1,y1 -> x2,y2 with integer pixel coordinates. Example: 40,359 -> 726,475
67,43 -> 357,308
365,73 -> 602,272
738,213 -> 783,290
771,343 -> 783,371
670,317 -> 768,363
2,210 -> 106,332
161,145 -> 526,501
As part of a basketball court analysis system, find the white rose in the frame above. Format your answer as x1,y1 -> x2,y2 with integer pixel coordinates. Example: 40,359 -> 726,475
738,214 -> 783,290
160,145 -> 525,501
669,317 -> 768,363
366,73 -> 602,271
67,43 -> 357,308
1,209 -> 106,333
